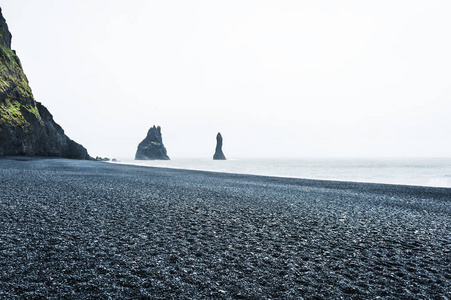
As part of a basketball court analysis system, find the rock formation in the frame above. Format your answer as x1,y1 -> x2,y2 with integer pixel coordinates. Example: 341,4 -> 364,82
135,125 -> 170,160
0,8 -> 90,159
213,132 -> 226,160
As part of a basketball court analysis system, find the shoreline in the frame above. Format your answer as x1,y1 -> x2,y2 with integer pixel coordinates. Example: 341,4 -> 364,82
1,157 -> 450,298
114,161 -> 451,195
4,155 -> 450,189
111,157 -> 451,189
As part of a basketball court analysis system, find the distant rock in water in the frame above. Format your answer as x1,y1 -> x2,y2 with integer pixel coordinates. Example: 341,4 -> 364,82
135,125 -> 170,160
0,7 -> 90,159
95,156 -> 110,162
213,132 -> 226,160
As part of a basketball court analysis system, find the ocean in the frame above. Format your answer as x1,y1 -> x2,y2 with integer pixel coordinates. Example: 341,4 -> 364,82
114,158 -> 451,188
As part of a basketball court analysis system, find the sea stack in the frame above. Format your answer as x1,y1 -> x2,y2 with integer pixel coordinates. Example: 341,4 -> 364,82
135,125 -> 170,160
213,132 -> 226,160
0,8 -> 89,159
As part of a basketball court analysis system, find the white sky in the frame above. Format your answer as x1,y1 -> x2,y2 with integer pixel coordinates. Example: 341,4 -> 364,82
1,0 -> 451,158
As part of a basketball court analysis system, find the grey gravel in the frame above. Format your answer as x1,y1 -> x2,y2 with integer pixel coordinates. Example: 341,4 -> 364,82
0,157 -> 450,299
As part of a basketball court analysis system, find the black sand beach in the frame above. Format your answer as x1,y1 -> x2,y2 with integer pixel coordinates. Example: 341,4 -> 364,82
0,157 -> 450,299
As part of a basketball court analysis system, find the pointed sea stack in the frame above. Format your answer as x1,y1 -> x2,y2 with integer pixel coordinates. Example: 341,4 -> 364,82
0,7 -> 89,159
135,125 -> 170,160
213,132 -> 226,160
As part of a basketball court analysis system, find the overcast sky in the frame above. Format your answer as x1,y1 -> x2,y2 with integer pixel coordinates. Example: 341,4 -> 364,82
1,0 -> 450,158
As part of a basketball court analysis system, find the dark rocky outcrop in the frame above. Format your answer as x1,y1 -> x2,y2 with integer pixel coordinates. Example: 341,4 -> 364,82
135,125 -> 169,160
95,156 -> 110,162
0,7 -> 90,159
213,132 -> 226,160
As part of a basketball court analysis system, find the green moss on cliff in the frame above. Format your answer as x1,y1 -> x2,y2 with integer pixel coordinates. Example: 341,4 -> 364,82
0,44 -> 41,126
0,45 -> 33,98
0,99 -> 28,129
0,8 -> 89,159
25,103 -> 39,116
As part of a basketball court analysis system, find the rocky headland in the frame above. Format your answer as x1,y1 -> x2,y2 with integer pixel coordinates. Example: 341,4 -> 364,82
0,7 -> 89,159
135,125 -> 170,160
213,132 -> 226,160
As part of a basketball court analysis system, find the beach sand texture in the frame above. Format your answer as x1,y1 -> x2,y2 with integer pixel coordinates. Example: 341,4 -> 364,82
0,157 -> 450,298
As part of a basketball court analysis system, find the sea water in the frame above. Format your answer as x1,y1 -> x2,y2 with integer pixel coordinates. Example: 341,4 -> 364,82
114,158 -> 451,188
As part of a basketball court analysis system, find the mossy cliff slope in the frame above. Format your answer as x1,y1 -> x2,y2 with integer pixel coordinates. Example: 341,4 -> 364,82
0,8 -> 89,159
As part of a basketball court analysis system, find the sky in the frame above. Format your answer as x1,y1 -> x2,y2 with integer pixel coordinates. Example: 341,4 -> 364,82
1,0 -> 450,158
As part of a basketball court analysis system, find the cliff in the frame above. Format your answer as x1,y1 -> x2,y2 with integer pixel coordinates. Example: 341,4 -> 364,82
135,125 -> 170,160
0,7 -> 89,159
213,132 -> 226,160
